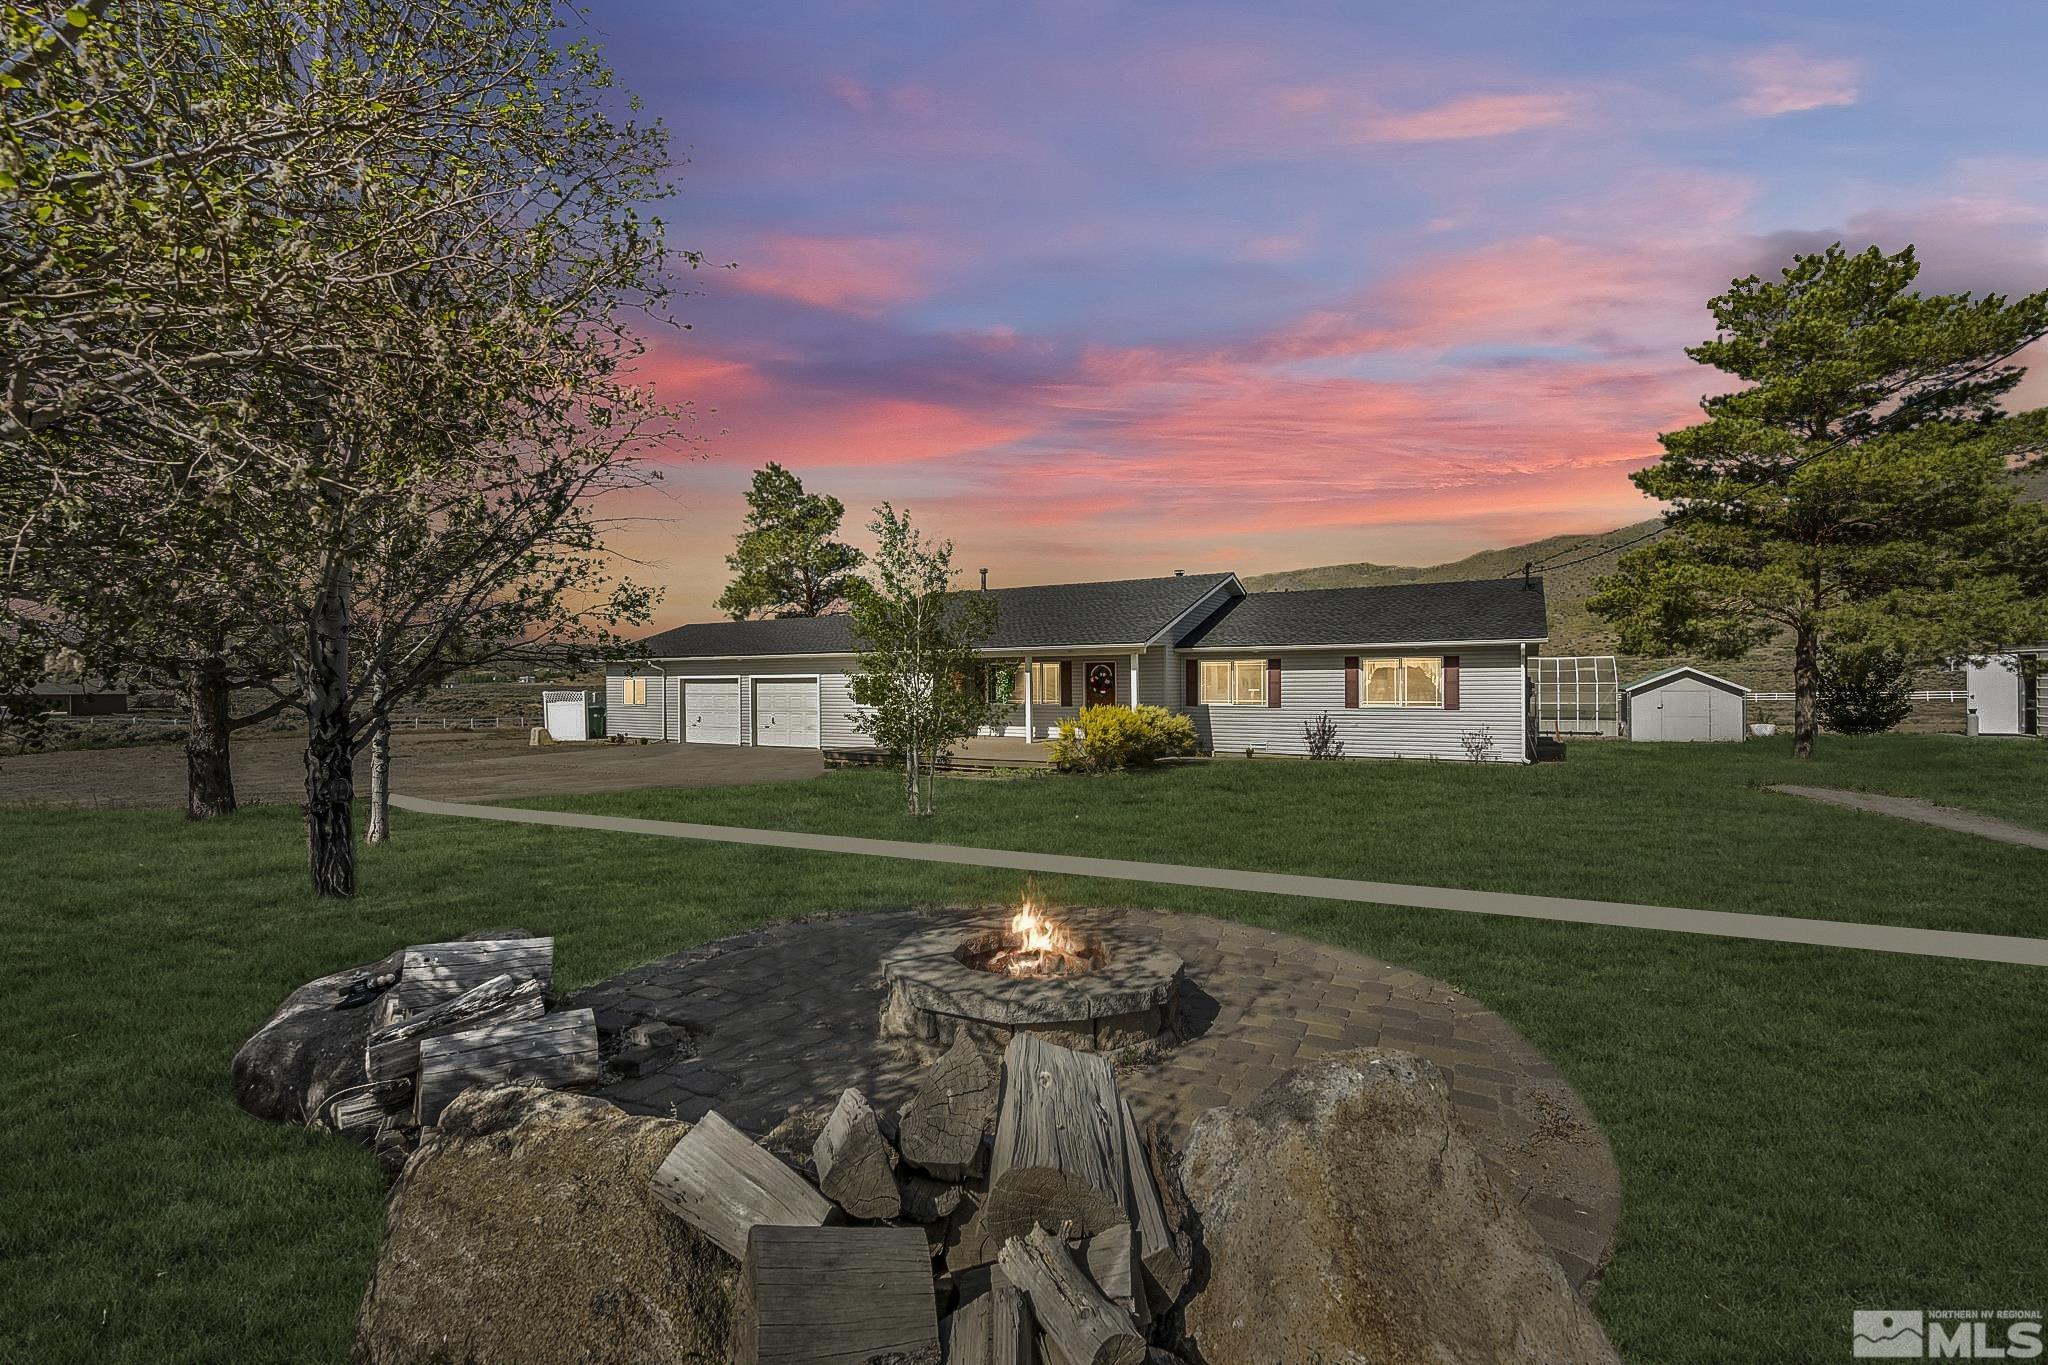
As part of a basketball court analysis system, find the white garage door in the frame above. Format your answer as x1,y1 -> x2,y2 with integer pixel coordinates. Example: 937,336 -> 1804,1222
682,680 -> 740,745
752,678 -> 819,748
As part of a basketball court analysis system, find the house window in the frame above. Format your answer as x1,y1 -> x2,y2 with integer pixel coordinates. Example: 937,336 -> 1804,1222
621,677 -> 647,706
1200,659 -> 1267,704
1361,657 -> 1444,707
1017,661 -> 1061,704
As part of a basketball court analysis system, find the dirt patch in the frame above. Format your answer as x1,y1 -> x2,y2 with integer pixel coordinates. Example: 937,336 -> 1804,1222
0,729 -> 823,809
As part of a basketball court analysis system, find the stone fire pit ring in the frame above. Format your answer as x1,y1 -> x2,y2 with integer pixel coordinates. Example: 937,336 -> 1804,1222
879,914 -> 1185,1052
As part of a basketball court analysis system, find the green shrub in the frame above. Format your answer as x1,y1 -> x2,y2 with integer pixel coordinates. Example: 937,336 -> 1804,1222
1819,643 -> 1915,735
1048,704 -> 1197,773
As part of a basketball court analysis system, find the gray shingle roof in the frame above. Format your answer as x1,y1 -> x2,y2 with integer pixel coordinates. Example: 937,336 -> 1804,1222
1175,579 -> 1548,649
628,573 -> 1237,660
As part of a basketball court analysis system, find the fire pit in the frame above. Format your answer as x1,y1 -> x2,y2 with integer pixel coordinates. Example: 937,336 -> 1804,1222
879,897 -> 1185,1052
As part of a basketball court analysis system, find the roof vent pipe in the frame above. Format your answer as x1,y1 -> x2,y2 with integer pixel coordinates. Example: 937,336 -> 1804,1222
1174,569 -> 1185,576
980,568 -> 988,590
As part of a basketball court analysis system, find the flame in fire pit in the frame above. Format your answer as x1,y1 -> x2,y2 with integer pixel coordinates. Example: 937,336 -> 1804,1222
991,896 -> 1089,978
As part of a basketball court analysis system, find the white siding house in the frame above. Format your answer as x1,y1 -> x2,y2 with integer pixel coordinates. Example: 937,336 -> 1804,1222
1966,648 -> 2043,737
607,573 -> 1550,763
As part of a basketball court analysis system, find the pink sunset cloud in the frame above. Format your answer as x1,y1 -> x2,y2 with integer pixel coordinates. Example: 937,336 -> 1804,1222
1360,91 -> 1580,143
1730,46 -> 1861,117
722,233 -> 941,316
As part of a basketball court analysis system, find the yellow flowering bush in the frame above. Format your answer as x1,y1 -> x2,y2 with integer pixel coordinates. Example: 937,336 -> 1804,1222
1048,704 -> 1198,772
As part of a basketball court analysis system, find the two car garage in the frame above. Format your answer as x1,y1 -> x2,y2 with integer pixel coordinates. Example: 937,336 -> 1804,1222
679,677 -> 819,748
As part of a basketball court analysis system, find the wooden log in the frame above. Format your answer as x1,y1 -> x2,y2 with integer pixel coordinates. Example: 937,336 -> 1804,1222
900,1173 -> 964,1225
735,1224 -> 940,1365
412,1008 -> 598,1126
990,1283 -> 1037,1365
326,1078 -> 412,1136
364,974 -> 546,1081
944,1282 -> 1038,1365
948,1168 -> 1125,1273
1082,1223 -> 1146,1324
988,1034 -> 1129,1234
998,1224 -> 1144,1365
374,936 -> 553,1026
812,1088 -> 902,1221
1116,1099 -> 1188,1305
898,1034 -> 998,1180
650,1109 -> 838,1260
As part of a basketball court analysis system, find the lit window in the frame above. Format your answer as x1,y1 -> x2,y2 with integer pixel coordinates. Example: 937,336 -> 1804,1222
1360,657 -> 1445,707
997,662 -> 1063,703
622,677 -> 647,706
1199,659 -> 1268,704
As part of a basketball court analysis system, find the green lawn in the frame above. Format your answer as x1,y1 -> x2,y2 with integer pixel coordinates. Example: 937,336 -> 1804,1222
2,734 -> 2043,1363
525,734 -> 2048,938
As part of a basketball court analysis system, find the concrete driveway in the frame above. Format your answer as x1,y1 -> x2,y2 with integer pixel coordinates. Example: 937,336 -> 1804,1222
0,730 -> 824,808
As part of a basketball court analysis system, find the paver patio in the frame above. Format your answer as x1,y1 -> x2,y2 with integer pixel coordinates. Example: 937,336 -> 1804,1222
567,906 -> 1622,1294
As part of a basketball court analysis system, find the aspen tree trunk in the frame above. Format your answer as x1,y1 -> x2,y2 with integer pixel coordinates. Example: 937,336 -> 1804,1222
364,667 -> 392,844
304,554 -> 356,897
185,660 -> 237,820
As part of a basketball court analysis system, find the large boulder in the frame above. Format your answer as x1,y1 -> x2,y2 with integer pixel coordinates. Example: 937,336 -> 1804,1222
1178,1049 -> 1620,1365
231,927 -> 532,1130
355,1084 -> 735,1364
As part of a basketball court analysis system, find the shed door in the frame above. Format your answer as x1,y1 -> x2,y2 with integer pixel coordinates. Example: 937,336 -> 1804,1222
682,680 -> 740,745
1660,686 -> 1712,742
752,679 -> 819,748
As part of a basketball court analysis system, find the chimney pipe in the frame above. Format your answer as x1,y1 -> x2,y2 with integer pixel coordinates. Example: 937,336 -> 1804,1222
979,568 -> 988,590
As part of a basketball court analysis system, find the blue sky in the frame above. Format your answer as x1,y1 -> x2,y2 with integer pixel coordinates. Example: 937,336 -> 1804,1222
585,0 -> 2048,619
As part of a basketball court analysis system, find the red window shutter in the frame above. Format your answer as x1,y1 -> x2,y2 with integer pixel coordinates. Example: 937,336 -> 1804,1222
1186,658 -> 1201,705
1059,660 -> 1073,706
1267,658 -> 1282,708
1443,655 -> 1460,710
1343,656 -> 1360,708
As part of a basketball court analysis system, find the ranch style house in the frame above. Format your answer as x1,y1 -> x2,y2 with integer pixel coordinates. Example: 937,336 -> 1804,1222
605,573 -> 1549,762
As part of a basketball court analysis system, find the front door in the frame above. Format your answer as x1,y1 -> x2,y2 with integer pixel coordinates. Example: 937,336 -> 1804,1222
1084,660 -> 1117,707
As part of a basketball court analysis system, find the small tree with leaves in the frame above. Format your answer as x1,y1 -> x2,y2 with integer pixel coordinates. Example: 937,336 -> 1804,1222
1590,244 -> 2048,758
716,463 -> 865,620
845,505 -> 998,815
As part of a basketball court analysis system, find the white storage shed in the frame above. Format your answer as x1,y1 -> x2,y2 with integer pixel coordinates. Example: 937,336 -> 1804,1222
1622,667 -> 1747,743
1966,648 -> 2042,737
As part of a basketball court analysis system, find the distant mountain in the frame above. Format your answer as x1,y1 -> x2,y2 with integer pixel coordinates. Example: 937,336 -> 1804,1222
1243,468 -> 2045,693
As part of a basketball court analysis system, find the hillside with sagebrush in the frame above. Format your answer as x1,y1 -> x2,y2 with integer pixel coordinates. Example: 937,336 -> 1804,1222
1244,468 -> 2045,696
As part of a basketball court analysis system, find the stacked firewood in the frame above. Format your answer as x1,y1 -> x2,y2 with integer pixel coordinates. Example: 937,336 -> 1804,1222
650,1031 -> 1193,1365
327,936 -> 599,1161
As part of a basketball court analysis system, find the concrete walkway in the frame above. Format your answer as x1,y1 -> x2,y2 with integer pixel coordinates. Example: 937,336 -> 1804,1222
1769,784 -> 2048,852
390,794 -> 2048,968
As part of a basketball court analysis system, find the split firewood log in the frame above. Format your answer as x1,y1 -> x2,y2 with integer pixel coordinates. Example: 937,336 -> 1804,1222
986,1035 -> 1130,1236
899,1034 -> 998,1180
650,1110 -> 837,1260
998,1224 -> 1145,1365
1117,1099 -> 1189,1305
364,974 -> 547,1082
812,1088 -> 902,1221
734,1224 -> 940,1365
374,936 -> 554,1027
412,1008 -> 599,1126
